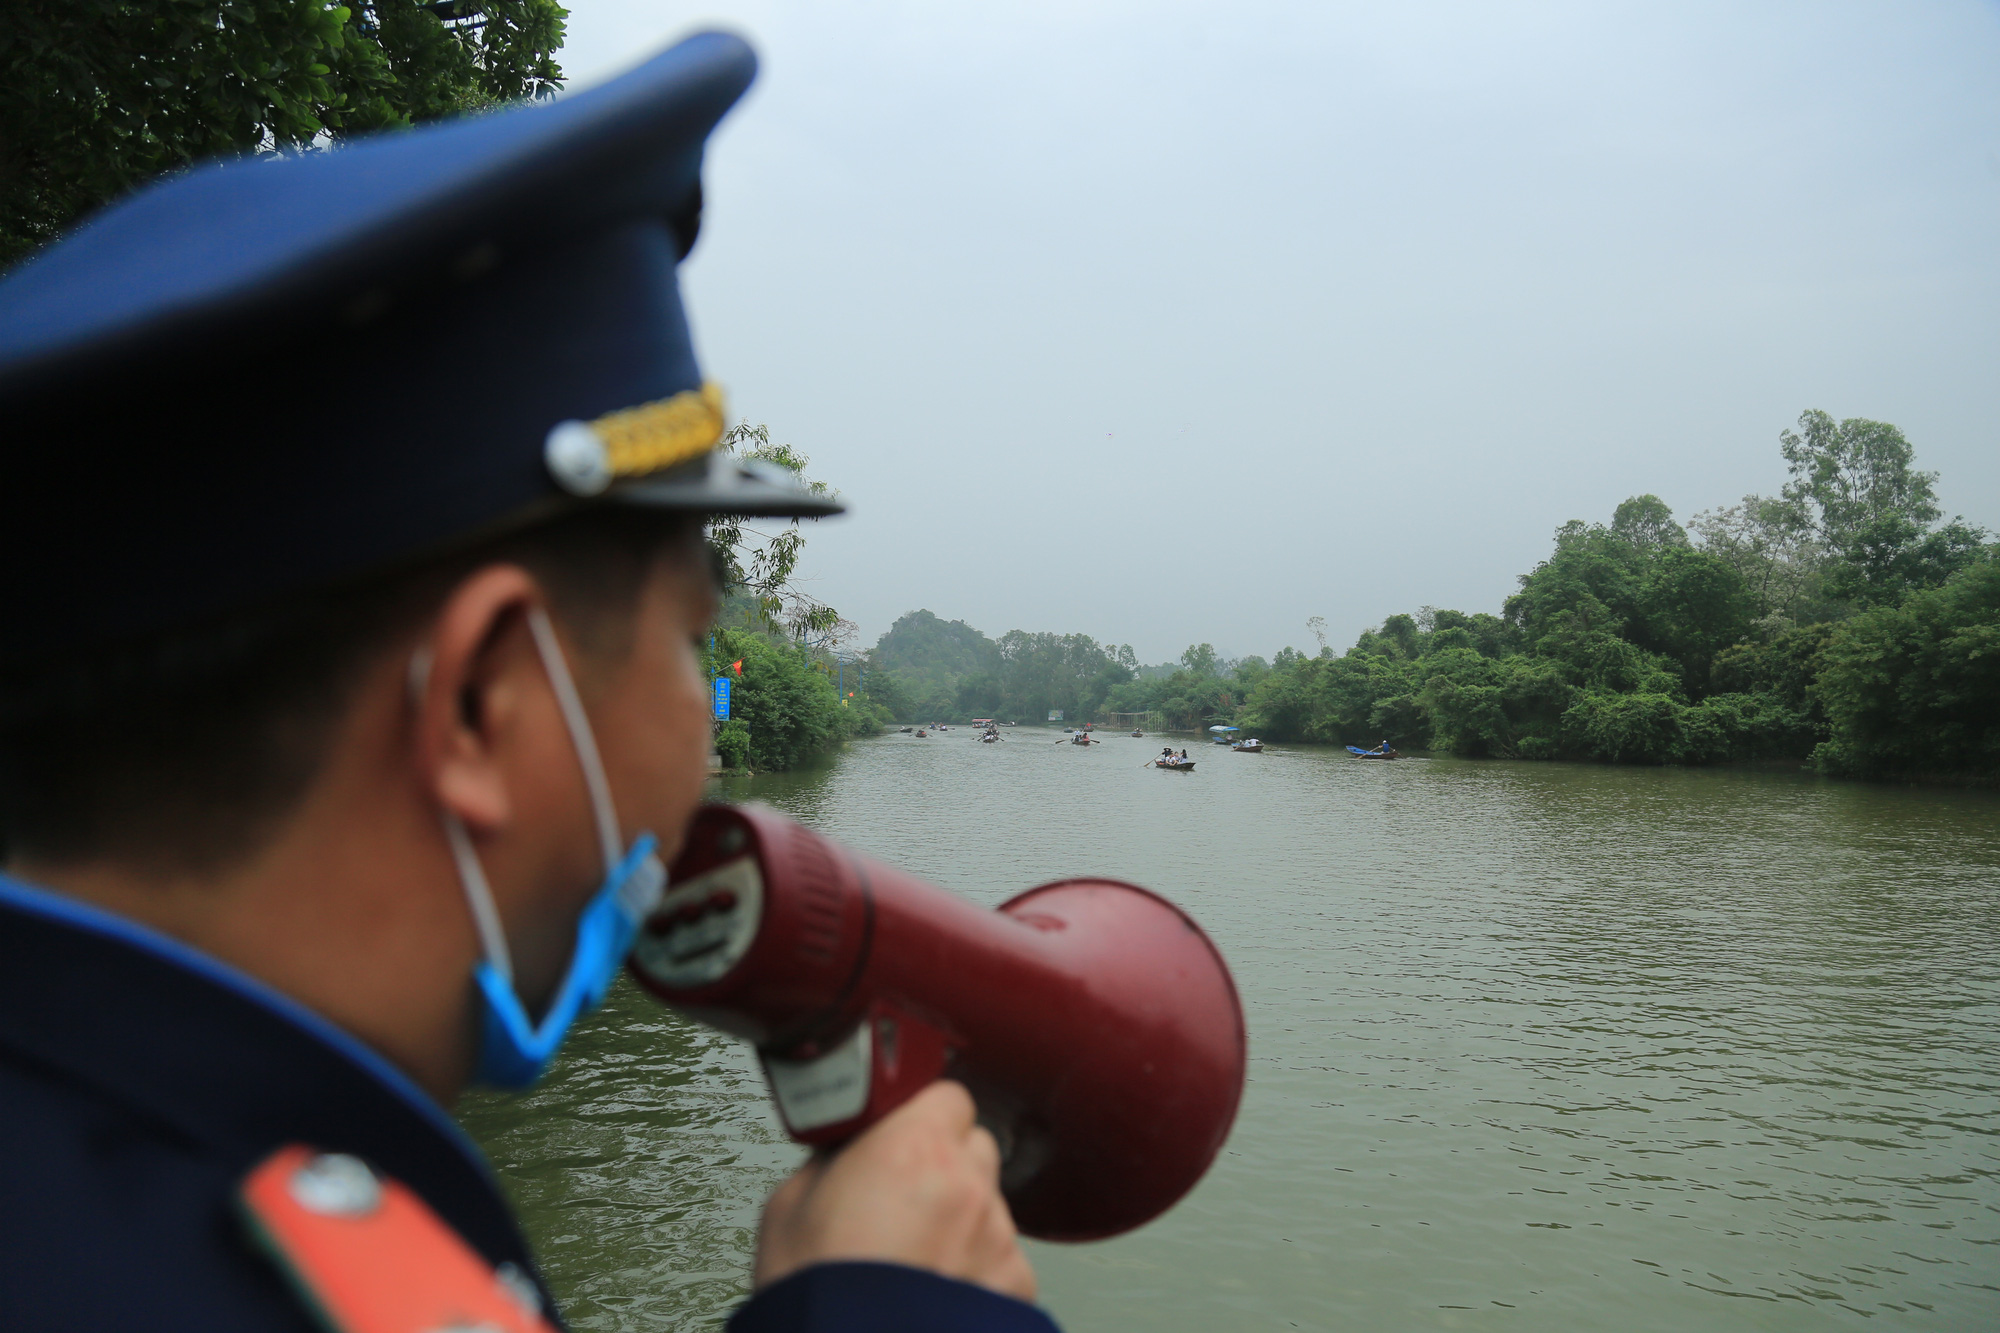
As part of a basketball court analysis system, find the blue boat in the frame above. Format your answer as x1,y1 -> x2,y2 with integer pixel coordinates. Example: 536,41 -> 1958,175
1346,745 -> 1399,760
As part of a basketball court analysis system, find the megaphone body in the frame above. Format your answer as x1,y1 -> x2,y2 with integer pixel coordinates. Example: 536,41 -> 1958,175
628,803 -> 1246,1241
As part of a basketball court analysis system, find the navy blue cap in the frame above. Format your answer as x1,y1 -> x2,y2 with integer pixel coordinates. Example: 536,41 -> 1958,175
0,30 -> 840,661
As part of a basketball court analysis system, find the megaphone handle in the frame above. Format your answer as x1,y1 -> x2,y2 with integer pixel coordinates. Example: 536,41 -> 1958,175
763,1001 -> 955,1144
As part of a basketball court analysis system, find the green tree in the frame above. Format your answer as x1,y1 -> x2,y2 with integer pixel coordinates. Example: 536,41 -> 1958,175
1631,545 -> 1753,694
1820,515 -> 1988,608
954,673 -> 1003,718
1427,609 -> 1513,658
1505,518 -> 1646,647
1779,410 -> 1941,549
1687,493 -> 1824,627
876,610 -> 1001,681
706,422 -> 842,639
1705,623 -> 1834,759
1610,493 -> 1689,551
1178,643 -> 1219,677
854,661 -> 914,725
713,718 -> 751,771
1,0 -> 568,265
1558,690 -> 1685,765
1387,614 -> 1420,657
995,631 -> 1128,723
710,629 -> 882,772
872,610 -> 1002,720
1814,555 -> 2000,782
1419,652 -> 1571,758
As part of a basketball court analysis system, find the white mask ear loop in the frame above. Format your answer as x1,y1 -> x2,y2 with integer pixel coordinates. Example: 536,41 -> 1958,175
522,606 -> 625,878
408,644 -> 518,987
444,813 -> 516,987
409,608 -> 629,991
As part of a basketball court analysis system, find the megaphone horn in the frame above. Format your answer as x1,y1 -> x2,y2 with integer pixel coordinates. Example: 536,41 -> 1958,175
628,802 -> 1246,1241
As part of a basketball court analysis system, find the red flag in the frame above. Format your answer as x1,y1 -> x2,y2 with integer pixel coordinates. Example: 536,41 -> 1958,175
730,659 -> 743,676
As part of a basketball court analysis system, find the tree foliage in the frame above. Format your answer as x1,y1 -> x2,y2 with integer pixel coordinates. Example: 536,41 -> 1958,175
1819,515 -> 1987,609
1610,493 -> 1690,551
0,0 -> 568,265
1779,410 -> 1940,548
694,425 -> 869,772
1687,493 -> 1826,629
1178,643 -> 1219,676
868,612 -> 1138,723
994,632 -> 1131,723
704,629 -> 887,772
1232,412 -> 1993,782
1813,555 -> 2000,782
767,406 -> 1993,782
872,611 -> 1003,719
705,422 -> 844,641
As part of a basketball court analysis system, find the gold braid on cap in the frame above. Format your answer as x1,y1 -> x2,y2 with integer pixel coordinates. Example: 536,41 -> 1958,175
592,381 -> 727,477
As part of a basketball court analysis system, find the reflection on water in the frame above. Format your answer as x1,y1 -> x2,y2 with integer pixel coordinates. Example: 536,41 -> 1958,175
461,734 -> 2000,1331
460,992 -> 791,1328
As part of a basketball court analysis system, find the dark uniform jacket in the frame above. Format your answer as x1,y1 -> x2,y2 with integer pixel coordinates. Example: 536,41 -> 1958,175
0,877 -> 1059,1333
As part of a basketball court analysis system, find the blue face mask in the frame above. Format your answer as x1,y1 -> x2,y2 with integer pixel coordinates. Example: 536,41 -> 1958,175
466,833 -> 664,1088
426,606 -> 667,1091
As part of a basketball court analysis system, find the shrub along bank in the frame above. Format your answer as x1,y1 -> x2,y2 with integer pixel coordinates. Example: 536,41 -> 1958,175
703,627 -> 891,772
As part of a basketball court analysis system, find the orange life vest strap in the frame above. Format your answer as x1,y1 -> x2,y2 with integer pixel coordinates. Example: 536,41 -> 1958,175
240,1143 -> 558,1333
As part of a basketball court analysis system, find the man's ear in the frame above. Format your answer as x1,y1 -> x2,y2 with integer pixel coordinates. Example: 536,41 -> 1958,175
409,565 -> 548,835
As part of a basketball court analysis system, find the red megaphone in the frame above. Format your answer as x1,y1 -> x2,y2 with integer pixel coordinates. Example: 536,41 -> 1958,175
627,802 -> 1245,1241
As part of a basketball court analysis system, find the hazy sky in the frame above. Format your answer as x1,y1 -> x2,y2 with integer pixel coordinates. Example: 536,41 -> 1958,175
562,1 -> 1998,663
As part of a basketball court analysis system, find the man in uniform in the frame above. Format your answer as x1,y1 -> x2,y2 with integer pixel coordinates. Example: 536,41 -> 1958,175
0,31 -> 1054,1333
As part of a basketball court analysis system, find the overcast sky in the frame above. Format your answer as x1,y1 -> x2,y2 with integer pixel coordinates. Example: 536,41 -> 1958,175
564,1 -> 1998,663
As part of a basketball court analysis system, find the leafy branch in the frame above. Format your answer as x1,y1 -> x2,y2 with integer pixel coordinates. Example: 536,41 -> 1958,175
0,0 -> 569,266
706,421 -> 843,641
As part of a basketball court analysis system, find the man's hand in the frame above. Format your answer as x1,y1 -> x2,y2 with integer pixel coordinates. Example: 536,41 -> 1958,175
752,1080 -> 1037,1301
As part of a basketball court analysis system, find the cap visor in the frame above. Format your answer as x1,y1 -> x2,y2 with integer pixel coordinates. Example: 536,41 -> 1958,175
611,451 -> 846,520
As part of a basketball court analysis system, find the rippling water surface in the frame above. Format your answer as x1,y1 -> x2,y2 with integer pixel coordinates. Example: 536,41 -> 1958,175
461,733 -> 2000,1330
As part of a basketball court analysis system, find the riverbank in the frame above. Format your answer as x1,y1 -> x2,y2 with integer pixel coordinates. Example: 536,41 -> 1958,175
860,420 -> 1998,787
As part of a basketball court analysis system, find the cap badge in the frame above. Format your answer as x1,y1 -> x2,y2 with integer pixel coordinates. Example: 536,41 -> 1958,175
544,381 -> 727,497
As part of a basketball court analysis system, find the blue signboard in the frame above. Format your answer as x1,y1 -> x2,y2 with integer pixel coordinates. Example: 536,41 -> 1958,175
713,677 -> 731,720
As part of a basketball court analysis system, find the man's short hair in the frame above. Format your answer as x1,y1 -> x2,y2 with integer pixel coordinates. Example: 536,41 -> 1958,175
0,508 -> 707,875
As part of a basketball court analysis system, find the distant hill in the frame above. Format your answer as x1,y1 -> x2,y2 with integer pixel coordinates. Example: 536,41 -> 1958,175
873,610 -> 1002,720
871,610 -> 1137,724
876,610 -> 1002,681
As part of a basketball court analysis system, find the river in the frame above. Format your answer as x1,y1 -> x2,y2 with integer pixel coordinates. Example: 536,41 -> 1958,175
459,730 -> 2000,1331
